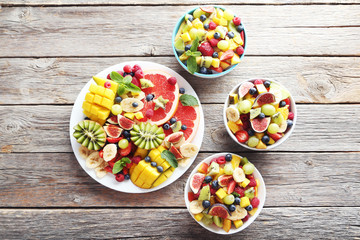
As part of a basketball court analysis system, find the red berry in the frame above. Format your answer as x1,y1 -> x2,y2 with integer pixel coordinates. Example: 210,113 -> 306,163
198,41 -> 214,57
227,180 -> 236,194
236,46 -> 244,55
242,214 -> 250,222
242,121 -> 250,131
288,112 -> 294,120
209,38 -> 220,47
235,130 -> 249,143
233,17 -> 241,26
119,143 -> 132,156
210,66 -> 223,73
104,166 -> 112,173
194,192 -> 200,200
134,69 -> 144,79
268,132 -> 283,141
106,137 -> 123,143
132,156 -> 142,164
132,64 -> 142,73
122,167 -> 129,175
246,174 -> 254,179
125,162 -> 133,169
168,77 -> 177,85
104,81 -> 111,88
251,197 -> 260,208
145,109 -> 154,119
240,114 -> 249,122
106,73 -> 111,79
115,174 -> 125,182
188,192 -> 195,201
131,76 -> 141,88
209,158 -> 217,165
216,156 -> 226,164
209,21 -> 217,30
99,149 -> 104,158
254,79 -> 263,85
248,178 -> 257,187
284,98 -> 291,106
210,187 -> 217,195
123,65 -> 132,73
234,186 -> 245,197
117,70 -> 124,76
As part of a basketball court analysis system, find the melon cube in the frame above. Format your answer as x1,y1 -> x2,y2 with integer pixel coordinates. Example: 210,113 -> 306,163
240,196 -> 250,208
82,101 -> 92,112
216,188 -> 227,199
193,21 -> 204,29
206,30 -> 215,40
85,93 -> 95,103
233,219 -> 243,228
180,32 -> 191,42
89,84 -> 98,94
101,97 -> 113,110
219,18 -> 228,26
241,178 -> 250,188
255,84 -> 267,94
248,208 -> 258,216
211,58 -> 220,68
233,35 -> 243,45
231,53 -> 241,65
90,104 -> 100,115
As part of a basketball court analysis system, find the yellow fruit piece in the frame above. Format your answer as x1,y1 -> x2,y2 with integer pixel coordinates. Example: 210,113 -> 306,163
216,8 -> 224,17
129,164 -> 136,175
235,119 -> 243,125
256,179 -> 260,187
157,145 -> 166,153
85,93 -> 95,103
104,88 -> 115,100
134,178 -> 145,188
139,166 -> 160,185
92,76 -> 119,94
196,56 -> 202,65
130,160 -> 148,182
134,112 -> 144,120
278,107 -> 289,120
223,10 -> 234,21
244,93 -> 255,105
97,108 -> 110,120
214,167 -> 224,180
124,112 -> 135,120
211,58 -> 220,68
216,188 -> 227,199
213,17 -> 221,25
240,196 -> 250,208
233,219 -> 243,229
255,186 -> 258,197
220,61 -> 230,70
101,97 -> 113,110
93,94 -> 102,105
227,121 -> 241,134
175,21 -> 185,41
181,32 -> 191,42
231,155 -> 241,169
148,149 -> 161,162
206,30 -> 215,40
241,178 -> 250,188
141,183 -> 152,189
160,160 -> 171,171
152,174 -> 167,187
163,167 -> 174,178
254,132 -> 264,139
179,52 -> 189,61
219,18 -> 228,26
193,21 -> 203,29
228,39 -> 238,50
134,147 -> 148,159
194,213 -> 204,222
256,140 -> 267,149
82,101 -> 92,112
223,218 -> 231,232
231,53 -> 241,65
248,208 -> 258,216
233,35 -> 243,45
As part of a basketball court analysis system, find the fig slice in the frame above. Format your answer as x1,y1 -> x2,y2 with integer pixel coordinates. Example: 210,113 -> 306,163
253,92 -> 276,108
250,117 -> 271,133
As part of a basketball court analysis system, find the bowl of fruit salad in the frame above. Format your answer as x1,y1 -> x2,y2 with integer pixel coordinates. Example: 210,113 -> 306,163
172,6 -> 246,78
185,153 -> 265,234
224,79 -> 297,150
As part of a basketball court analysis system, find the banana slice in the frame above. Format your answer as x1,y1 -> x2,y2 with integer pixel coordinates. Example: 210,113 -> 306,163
95,161 -> 109,178
178,157 -> 190,167
85,152 -> 103,169
278,120 -> 287,133
120,98 -> 144,113
180,143 -> 199,158
133,91 -> 145,101
79,146 -> 92,159
226,106 -> 240,122
227,206 -> 248,221
189,200 -> 205,214
233,167 -> 246,183
103,143 -> 117,162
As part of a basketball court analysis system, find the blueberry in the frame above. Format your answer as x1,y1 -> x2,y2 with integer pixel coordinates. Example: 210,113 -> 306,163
258,113 -> 266,119
263,80 -> 271,88
157,166 -> 163,173
151,162 -> 157,167
124,174 -> 130,180
184,60 -> 187,66
247,129 -> 255,136
84,117 -> 90,120
170,118 -> 177,124
188,15 -> 194,22
126,137 -> 131,142
262,135 -> 270,144
179,88 -> 185,94
115,96 -> 122,103
204,176 -> 212,183
129,72 -> 134,77
200,15 -> 207,22
204,23 -> 209,30
132,102 -> 138,107
227,32 -> 235,38
287,120 -> 293,127
236,25 -> 244,33
212,52 -> 219,58
212,180 -> 220,190
234,197 -> 241,205
214,32 -> 221,39
202,200 -> 211,208
185,44 -> 192,51
245,205 -> 253,211
146,94 -> 154,102
228,204 -> 236,212
249,87 -> 257,95
163,123 -> 170,130
200,67 -> 208,74
123,130 -> 130,138
206,68 -> 213,74
279,101 -> 286,108
225,154 -> 232,162
181,125 -> 187,130
123,72 -> 130,76
145,156 -> 151,162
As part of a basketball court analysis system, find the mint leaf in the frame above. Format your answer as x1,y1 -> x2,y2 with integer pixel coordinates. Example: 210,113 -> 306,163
112,157 -> 131,174
187,56 -> 197,74
125,83 -> 141,93
185,50 -> 192,56
189,51 -> 201,57
161,150 -> 178,168
179,94 -> 199,106
121,157 -> 131,164
122,75 -> 132,85
190,36 -> 199,52
232,192 -> 240,197
110,71 -> 124,82
117,84 -> 126,96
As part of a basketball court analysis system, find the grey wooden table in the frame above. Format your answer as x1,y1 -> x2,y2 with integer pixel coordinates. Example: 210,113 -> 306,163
0,0 -> 360,239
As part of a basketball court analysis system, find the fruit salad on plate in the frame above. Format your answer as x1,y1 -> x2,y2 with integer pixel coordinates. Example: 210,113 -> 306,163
186,154 -> 264,233
173,6 -> 246,75
225,79 -> 296,150
72,63 -> 203,190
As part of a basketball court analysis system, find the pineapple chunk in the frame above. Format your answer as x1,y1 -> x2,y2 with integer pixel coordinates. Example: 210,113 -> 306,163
231,53 -> 241,65
135,112 -> 144,120
233,219 -> 243,228
180,32 -> 191,42
194,213 -> 204,221
219,18 -> 228,26
211,58 -> 220,68
216,188 -> 227,199
248,208 -> 258,216
227,121 -> 241,134
241,178 -> 250,188
233,35 -> 243,45
93,95 -> 102,105
256,140 -> 267,149
240,196 -> 250,208
124,112 -> 135,120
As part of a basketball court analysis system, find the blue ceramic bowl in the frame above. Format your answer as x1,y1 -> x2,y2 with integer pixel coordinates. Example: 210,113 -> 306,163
172,6 -> 247,78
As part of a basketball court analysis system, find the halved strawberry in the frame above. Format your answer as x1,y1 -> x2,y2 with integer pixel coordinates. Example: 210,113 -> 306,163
235,130 -> 249,143
119,143 -> 132,157
107,137 -> 123,143
220,50 -> 234,61
227,180 -> 236,194
200,6 -> 215,13
267,132 -> 283,141
210,66 -> 223,73
188,192 -> 195,202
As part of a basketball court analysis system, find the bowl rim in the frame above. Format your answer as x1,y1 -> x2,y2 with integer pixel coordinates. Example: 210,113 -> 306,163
223,78 -> 297,151
171,5 -> 247,78
184,152 -> 266,234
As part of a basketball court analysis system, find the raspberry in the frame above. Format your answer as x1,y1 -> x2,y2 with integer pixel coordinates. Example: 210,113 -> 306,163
168,77 -> 177,85
209,21 -> 217,30
251,197 -> 260,208
132,156 -> 141,164
209,38 -> 220,47
248,178 -> 257,187
288,112 -> 294,120
122,167 -> 129,175
106,73 -> 111,80
115,174 -> 125,182
104,166 -> 112,173
131,77 -> 141,88
236,46 -> 244,55
216,156 -> 226,164
123,65 -> 132,73
254,79 -> 263,85
145,109 -> 154,118
132,64 -> 142,73
104,81 -> 111,88
134,69 -> 144,79
198,41 -> 214,57
240,113 -> 249,122
233,17 -> 241,26
210,188 -> 217,195
125,162 -> 133,169
242,214 -> 250,222
234,186 -> 245,197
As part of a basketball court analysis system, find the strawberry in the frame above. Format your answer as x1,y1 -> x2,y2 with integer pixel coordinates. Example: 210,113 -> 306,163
234,186 -> 245,197
198,41 -> 214,56
284,98 -> 291,106
219,50 -> 234,61
107,137 -> 123,143
134,69 -> 144,79
267,132 -> 283,141
210,66 -> 223,73
119,143 -> 132,156
236,130 -> 249,143
131,76 -> 141,88
227,180 -> 236,194
188,192 -> 196,201
209,38 -> 220,47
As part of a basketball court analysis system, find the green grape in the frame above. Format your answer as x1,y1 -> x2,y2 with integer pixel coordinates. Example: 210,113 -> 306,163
268,123 -> 280,134
224,163 -> 234,175
223,10 -> 234,21
238,100 -> 252,114
243,163 -> 255,175
261,104 -> 276,116
111,104 -> 122,115
118,139 -> 129,149
247,136 -> 259,148
193,8 -> 205,19
240,157 -> 249,166
223,194 -> 235,205
217,40 -> 229,51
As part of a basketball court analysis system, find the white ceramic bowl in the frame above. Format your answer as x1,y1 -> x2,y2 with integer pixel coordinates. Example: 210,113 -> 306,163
223,79 -> 297,151
184,153 -> 266,234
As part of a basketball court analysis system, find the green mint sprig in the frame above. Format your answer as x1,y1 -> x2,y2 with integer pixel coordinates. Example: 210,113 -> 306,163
112,157 -> 131,174
161,150 -> 178,168
184,36 -> 201,74
179,94 -> 199,106
110,71 -> 141,96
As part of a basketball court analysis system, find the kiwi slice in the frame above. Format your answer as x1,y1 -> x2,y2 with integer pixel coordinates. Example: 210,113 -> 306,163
130,122 -> 165,150
73,120 -> 106,150
198,185 -> 211,201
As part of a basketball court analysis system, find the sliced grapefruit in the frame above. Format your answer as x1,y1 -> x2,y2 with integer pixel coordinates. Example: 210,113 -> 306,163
138,71 -> 180,126
164,100 -> 200,143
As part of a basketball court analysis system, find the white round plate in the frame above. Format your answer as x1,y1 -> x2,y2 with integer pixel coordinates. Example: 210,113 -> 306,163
70,61 -> 205,193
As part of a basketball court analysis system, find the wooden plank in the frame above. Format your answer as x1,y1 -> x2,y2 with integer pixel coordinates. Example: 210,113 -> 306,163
1,57 -> 360,105
0,104 -> 359,153
0,6 -> 359,57
0,208 -> 359,239
0,152 -> 359,207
